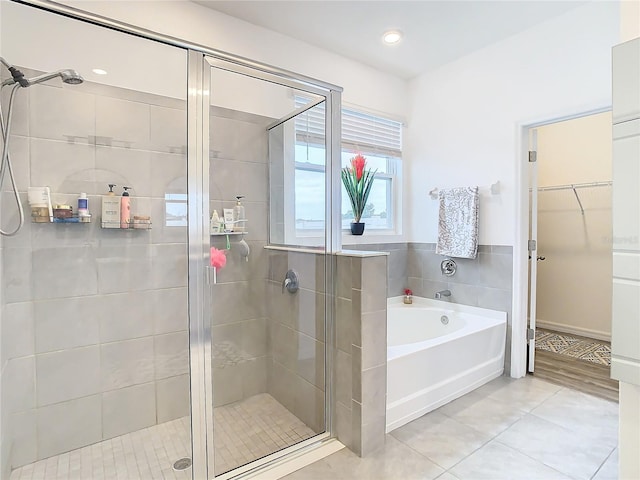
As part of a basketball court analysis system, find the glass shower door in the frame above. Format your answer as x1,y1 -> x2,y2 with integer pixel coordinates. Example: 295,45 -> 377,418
203,56 -> 335,477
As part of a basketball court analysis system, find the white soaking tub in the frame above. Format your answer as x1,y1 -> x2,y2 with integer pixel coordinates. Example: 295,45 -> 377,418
386,296 -> 507,433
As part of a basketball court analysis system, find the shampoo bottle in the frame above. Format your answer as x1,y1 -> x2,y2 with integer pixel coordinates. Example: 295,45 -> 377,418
210,210 -> 221,234
120,186 -> 131,229
78,192 -> 90,222
233,195 -> 246,232
101,184 -> 120,228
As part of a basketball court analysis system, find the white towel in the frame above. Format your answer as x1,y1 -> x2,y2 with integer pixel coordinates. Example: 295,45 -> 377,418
436,186 -> 479,259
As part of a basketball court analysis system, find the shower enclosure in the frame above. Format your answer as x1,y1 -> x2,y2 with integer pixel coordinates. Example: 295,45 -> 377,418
0,2 -> 341,479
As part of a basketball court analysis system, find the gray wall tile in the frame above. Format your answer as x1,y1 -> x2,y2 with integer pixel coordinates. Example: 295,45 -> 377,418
2,248 -> 32,303
2,302 -> 34,361
360,256 -> 387,312
336,350 -> 352,407
297,333 -> 324,389
4,357 -> 35,413
241,356 -> 268,398
336,297 -> 353,353
95,96 -> 150,149
213,363 -> 243,407
152,287 -> 188,334
29,86 -> 95,143
36,395 -> 102,459
101,337 -> 154,390
156,374 -> 190,423
32,247 -> 98,300
98,292 -> 154,343
102,383 -> 156,439
335,401 -> 353,452
30,139 -> 96,194
95,146 -> 152,197
34,296 -> 100,353
361,310 -> 387,370
10,409 -> 37,468
154,331 -> 189,380
149,105 -> 186,154
36,346 -> 101,406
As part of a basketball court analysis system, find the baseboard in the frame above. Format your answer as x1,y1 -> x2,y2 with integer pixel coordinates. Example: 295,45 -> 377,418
536,319 -> 611,342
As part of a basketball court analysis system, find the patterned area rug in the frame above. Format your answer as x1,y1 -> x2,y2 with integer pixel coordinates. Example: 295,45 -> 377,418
535,329 -> 611,366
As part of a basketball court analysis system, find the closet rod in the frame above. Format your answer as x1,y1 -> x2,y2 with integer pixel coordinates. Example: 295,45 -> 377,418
536,181 -> 612,192
536,181 -> 612,215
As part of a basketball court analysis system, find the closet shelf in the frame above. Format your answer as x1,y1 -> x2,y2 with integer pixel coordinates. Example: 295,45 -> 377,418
536,181 -> 612,215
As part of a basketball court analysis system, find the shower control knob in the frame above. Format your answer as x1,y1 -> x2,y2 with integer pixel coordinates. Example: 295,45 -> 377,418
282,270 -> 299,294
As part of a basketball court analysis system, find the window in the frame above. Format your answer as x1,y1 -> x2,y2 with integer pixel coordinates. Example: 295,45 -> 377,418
294,98 -> 402,234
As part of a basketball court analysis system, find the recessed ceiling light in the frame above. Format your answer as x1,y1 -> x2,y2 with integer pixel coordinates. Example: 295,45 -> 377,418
382,30 -> 402,45
92,68 -> 107,75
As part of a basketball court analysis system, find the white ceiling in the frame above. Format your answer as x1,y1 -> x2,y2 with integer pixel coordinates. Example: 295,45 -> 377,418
193,0 -> 588,79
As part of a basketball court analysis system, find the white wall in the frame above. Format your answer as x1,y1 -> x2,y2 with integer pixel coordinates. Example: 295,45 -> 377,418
55,0 -> 408,120
406,1 -> 619,246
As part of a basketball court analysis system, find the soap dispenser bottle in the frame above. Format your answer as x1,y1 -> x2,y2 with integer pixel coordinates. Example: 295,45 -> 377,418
233,195 -> 246,232
102,184 -> 120,228
120,186 -> 131,229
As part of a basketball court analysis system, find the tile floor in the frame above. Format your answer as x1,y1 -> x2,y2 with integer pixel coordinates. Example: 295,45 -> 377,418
284,375 -> 619,480
10,393 -> 316,479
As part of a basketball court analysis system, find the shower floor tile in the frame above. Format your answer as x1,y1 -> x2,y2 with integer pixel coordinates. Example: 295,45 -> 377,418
214,393 -> 316,475
10,416 -> 192,480
10,393 -> 316,480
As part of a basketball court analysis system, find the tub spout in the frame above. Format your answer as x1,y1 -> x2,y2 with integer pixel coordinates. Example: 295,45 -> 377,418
435,289 -> 451,299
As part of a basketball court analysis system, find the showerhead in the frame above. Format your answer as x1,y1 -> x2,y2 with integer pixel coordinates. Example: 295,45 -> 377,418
60,70 -> 84,85
2,69 -> 84,88
26,69 -> 84,86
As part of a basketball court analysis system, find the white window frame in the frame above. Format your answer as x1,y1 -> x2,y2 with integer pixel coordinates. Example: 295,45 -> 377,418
290,99 -> 403,244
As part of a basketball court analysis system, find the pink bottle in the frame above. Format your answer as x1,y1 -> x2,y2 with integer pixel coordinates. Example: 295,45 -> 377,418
120,186 -> 131,229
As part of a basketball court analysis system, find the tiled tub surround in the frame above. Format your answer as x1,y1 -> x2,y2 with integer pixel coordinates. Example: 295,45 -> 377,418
335,252 -> 388,457
0,75 -> 191,470
344,243 -> 513,371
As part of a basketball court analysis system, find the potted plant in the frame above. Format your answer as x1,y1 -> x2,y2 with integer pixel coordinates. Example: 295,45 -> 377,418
341,153 -> 376,235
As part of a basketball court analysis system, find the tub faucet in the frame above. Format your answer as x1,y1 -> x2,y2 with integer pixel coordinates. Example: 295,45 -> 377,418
435,289 -> 451,299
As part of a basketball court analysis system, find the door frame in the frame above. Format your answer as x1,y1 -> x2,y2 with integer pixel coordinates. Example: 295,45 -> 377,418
512,106 -> 612,378
196,52 -> 342,478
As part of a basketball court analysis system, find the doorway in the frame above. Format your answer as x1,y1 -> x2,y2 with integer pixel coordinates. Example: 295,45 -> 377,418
526,111 -> 618,401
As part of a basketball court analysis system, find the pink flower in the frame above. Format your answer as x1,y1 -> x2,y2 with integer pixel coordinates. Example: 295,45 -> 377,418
404,288 -> 413,296
351,154 -> 366,181
210,247 -> 227,269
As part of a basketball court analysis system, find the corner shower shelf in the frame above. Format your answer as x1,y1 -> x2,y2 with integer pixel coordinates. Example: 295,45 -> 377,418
33,215 -> 92,224
100,221 -> 152,230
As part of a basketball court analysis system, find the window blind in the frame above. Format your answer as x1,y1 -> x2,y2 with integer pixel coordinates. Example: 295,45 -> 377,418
295,97 -> 402,157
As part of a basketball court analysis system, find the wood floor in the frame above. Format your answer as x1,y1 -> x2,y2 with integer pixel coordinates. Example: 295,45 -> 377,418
532,348 -> 619,402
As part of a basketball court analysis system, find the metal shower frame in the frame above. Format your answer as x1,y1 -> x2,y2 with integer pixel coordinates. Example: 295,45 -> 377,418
8,1 -> 343,478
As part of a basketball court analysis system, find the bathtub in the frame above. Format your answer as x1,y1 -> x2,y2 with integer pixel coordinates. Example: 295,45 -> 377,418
386,296 -> 507,433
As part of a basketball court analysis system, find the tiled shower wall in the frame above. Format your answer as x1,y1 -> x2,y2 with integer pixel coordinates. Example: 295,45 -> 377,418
0,75 -> 190,468
266,250 -> 327,433
209,109 -> 271,408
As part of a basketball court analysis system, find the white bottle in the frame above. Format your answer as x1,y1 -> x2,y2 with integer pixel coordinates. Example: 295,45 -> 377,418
101,184 -> 120,228
233,195 -> 246,232
78,192 -> 90,222
210,210 -> 221,234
